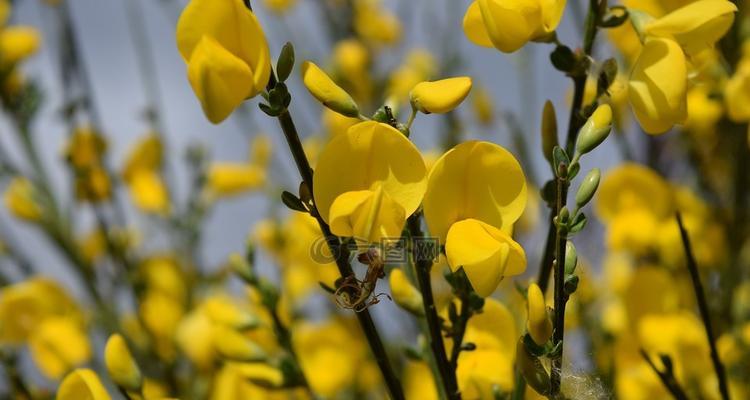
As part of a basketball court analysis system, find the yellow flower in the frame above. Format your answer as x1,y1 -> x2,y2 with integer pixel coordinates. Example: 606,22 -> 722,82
176,308 -> 216,370
353,0 -> 402,46
332,39 -> 369,79
644,0 -> 737,56
389,268 -> 424,316
0,26 -> 40,66
472,85 -> 495,124
410,77 -> 473,114
526,283 -> 552,345
446,219 -> 526,297
595,163 -> 673,223
424,141 -> 527,296
313,121 -> 427,243
4,177 -> 43,222
123,133 -> 162,179
404,361 -> 438,400
725,60 -> 750,122
30,317 -> 91,380
57,369 -> 111,400
301,61 -> 360,117
463,0 -> 566,53
213,326 -> 266,362
176,0 -> 271,123
104,334 -> 142,392
386,49 -> 437,100
128,171 -> 170,214
64,126 -> 107,170
322,108 -> 359,137
453,299 -> 518,396
207,163 -> 265,197
628,37 -> 687,134
0,278 -> 83,344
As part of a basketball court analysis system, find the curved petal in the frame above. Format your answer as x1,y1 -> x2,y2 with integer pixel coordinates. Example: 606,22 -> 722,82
540,0 -> 566,33
423,141 -> 526,242
645,0 -> 737,55
301,61 -> 359,117
410,77 -> 473,114
329,187 -> 406,243
478,0 -> 541,53
462,2 -> 493,48
57,369 -> 111,400
176,0 -> 271,92
445,219 -> 526,297
313,121 -> 427,223
628,38 -> 687,134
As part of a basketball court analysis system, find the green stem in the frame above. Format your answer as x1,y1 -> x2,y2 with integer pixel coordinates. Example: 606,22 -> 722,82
406,213 -> 460,399
549,174 -> 570,396
676,213 -> 730,400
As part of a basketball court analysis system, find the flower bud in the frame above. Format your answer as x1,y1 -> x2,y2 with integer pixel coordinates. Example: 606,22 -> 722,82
57,369 -> 112,400
575,168 -> 601,209
541,100 -> 558,163
4,177 -> 43,222
526,283 -> 553,346
410,77 -> 472,114
564,240 -> 577,276
389,268 -> 424,316
301,61 -> 360,117
104,334 -> 142,392
576,104 -> 612,155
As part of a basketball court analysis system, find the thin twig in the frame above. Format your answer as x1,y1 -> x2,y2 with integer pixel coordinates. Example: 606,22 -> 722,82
676,213 -> 730,400
639,349 -> 689,400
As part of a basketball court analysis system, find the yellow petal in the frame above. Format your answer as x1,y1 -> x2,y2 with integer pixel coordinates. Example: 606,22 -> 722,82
313,121 -> 427,223
207,163 -> 265,196
477,0 -> 541,53
595,162 -> 673,222
0,26 -> 40,66
127,170 -> 170,214
540,0 -> 566,33
328,187 -> 406,243
30,317 -> 91,380
445,219 -> 526,297
187,36 -> 255,124
423,141 -> 526,242
410,77 -> 473,114
628,37 -> 687,134
526,283 -> 552,345
462,2 -> 493,48
212,326 -> 266,362
645,0 -> 737,56
176,0 -> 270,92
4,177 -> 43,222
57,369 -> 111,400
122,133 -> 162,181
301,61 -> 359,117
389,268 -> 424,316
104,334 -> 142,392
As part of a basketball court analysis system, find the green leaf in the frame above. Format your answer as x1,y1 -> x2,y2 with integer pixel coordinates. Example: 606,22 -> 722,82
550,45 -> 576,73
569,212 -> 587,234
600,6 -> 629,28
281,190 -> 308,213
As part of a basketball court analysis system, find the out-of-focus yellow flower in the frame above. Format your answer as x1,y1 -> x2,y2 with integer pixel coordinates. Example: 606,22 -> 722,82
65,126 -> 107,170
410,77 -> 472,114
463,0 -> 566,53
453,299 -> 518,396
140,291 -> 183,360
249,134 -> 272,167
104,334 -> 142,392
57,369 -> 111,400
176,0 -> 271,123
725,58 -> 750,122
644,0 -> 737,56
176,307 -> 216,370
332,39 -> 369,79
0,26 -> 40,66
139,256 -> 187,302
213,325 -> 266,362
313,121 -> 426,244
4,177 -> 43,222
0,278 -> 83,344
423,141 -> 527,297
122,134 -> 169,214
293,319 -> 376,397
301,61 -> 360,117
389,268 -> 423,316
404,361 -> 438,400
685,86 -> 723,135
628,38 -> 687,134
596,163 -> 673,222
207,163 -> 265,196
472,85 -> 495,125
353,0 -> 401,46
526,283 -> 552,345
262,0 -> 296,13
29,316 -> 91,380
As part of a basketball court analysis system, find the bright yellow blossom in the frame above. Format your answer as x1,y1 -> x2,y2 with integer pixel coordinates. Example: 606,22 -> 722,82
176,0 -> 271,123
526,283 -> 552,345
410,77 -> 473,114
104,334 -> 142,392
57,369 -> 111,400
301,61 -> 360,117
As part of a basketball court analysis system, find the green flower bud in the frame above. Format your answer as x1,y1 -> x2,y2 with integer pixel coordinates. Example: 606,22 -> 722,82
564,241 -> 577,276
541,100 -> 559,164
517,338 -> 551,396
576,105 -> 612,155
575,168 -> 601,208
